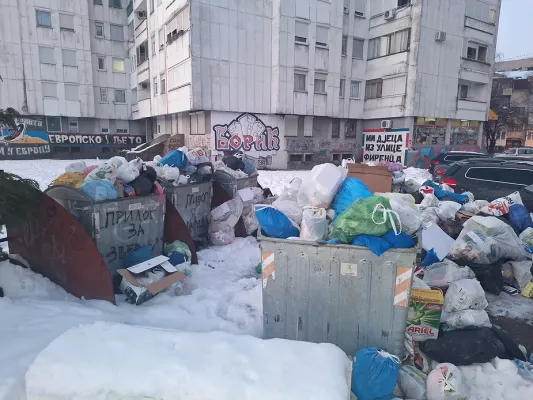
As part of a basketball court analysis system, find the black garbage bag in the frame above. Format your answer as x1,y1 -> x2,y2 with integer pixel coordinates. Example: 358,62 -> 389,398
129,175 -> 153,196
140,165 -> 157,183
492,324 -> 526,361
455,258 -> 503,295
419,327 -> 508,366
222,155 -> 245,171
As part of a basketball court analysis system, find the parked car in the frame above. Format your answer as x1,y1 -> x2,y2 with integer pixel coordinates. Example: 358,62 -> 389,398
429,151 -> 488,179
441,159 -> 533,209
494,147 -> 533,158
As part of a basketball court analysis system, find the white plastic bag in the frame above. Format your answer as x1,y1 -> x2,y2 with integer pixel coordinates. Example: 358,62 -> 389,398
519,227 -> 533,247
445,309 -> 491,329
504,260 -> 533,294
420,194 -> 439,210
436,201 -> 461,222
423,259 -> 476,288
116,162 -> 140,183
65,161 -> 87,173
237,187 -> 264,212
444,279 -> 488,313
242,209 -> 259,235
211,197 -> 243,228
300,207 -> 328,241
449,216 -> 529,264
389,197 -> 421,235
130,158 -> 143,172
108,156 -> 127,169
480,191 -> 523,216
85,163 -> 118,183
419,207 -> 439,228
297,164 -> 344,208
398,365 -> 427,400
187,147 -> 209,165
272,198 -> 303,224
427,363 -> 467,400
209,224 -> 235,246
153,155 -> 162,164
461,200 -> 490,214
159,165 -> 181,182
440,183 -> 455,193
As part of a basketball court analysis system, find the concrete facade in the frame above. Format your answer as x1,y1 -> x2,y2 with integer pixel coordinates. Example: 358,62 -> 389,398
0,0 -> 144,158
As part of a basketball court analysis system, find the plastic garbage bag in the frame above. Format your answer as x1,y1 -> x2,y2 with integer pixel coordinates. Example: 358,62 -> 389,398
351,347 -> 400,400
445,309 -> 491,329
163,241 -> 192,265
329,196 -> 400,243
255,205 -> 300,239
209,225 -> 236,246
297,163 -> 345,208
272,198 -> 303,225
436,201 -> 461,222
153,155 -> 162,164
65,161 -> 87,173
159,149 -> 188,169
108,156 -> 127,169
51,172 -> 87,188
398,365 -> 427,400
242,209 -> 259,235
480,191 -> 524,216
352,231 -> 415,256
241,157 -> 257,175
211,197 -> 243,228
130,158 -> 143,172
519,227 -> 533,247
129,175 -> 153,196
300,207 -> 328,241
421,248 -> 440,267
465,262 -> 504,295
509,204 -> 533,234
80,180 -> 119,201
116,162 -> 140,184
332,177 -> 372,218
461,200 -> 490,214
187,147 -> 209,165
420,194 -> 439,209
423,259 -> 476,288
440,183 -> 455,193
237,187 -> 264,212
421,180 -> 469,204
222,154 -> 245,171
85,163 -> 118,183
439,219 -> 464,240
420,207 -> 439,227
449,216 -> 529,264
444,279 -> 488,313
158,165 -> 180,183
504,260 -> 533,297
389,196 -> 421,235
426,363 -> 467,400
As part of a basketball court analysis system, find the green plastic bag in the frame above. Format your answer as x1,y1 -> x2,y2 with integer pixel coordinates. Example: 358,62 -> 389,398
329,196 -> 397,243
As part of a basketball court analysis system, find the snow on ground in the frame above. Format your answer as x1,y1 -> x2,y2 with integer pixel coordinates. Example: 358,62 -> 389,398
25,322 -> 350,400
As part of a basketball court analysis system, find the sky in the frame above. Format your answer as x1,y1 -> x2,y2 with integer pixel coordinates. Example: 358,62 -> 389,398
496,0 -> 533,60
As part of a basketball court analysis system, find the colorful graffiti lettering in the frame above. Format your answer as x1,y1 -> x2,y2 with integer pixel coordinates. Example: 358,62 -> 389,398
408,145 -> 482,168
213,113 -> 280,152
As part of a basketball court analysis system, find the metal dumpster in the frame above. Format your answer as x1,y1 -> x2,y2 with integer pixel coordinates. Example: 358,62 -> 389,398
163,181 -> 212,245
44,185 -> 165,278
259,236 -> 418,356
213,171 -> 259,197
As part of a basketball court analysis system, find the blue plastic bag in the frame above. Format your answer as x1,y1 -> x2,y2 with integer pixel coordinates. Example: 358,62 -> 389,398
352,347 -> 400,400
384,231 -> 415,249
242,157 -> 256,175
509,204 -> 533,234
80,180 -> 119,201
332,178 -> 372,219
421,248 -> 440,267
159,150 -> 188,169
351,231 -> 415,256
124,246 -> 153,268
255,205 -> 300,239
422,180 -> 469,204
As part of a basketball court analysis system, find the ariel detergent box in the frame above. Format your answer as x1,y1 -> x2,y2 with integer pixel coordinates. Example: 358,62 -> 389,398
407,288 -> 443,340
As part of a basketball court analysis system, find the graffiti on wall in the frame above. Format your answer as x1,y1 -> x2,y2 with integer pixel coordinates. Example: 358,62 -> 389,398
413,125 -> 446,146
0,117 -> 51,159
408,145 -> 482,168
185,135 -> 212,158
286,138 -> 358,153
213,113 -> 280,152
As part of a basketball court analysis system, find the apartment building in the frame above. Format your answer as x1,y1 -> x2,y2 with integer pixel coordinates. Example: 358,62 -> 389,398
0,0 -> 144,159
128,0 -> 501,169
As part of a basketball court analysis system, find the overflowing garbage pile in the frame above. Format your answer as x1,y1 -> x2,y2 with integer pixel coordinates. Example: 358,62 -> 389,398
49,147 -> 213,201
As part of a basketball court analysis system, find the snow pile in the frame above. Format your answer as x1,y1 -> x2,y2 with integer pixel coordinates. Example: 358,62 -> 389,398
403,167 -> 432,185
460,358 -> 533,399
25,322 -> 351,400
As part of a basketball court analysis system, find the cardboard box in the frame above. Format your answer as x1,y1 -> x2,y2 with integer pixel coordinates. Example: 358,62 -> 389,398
118,255 -> 186,305
346,164 -> 392,193
406,288 -> 444,340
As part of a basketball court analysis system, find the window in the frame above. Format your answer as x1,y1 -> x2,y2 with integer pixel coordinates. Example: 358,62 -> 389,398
68,120 -> 79,133
94,0 -> 103,5
114,89 -> 126,103
459,84 -> 469,99
116,128 -> 128,133
158,29 -> 165,50
151,35 -> 156,55
110,24 -> 124,41
340,79 -> 345,97
368,29 -> 410,60
65,84 -> 79,101
466,167 -> 533,186
350,80 -> 361,99
59,13 -> 74,31
294,72 -> 306,91
314,74 -> 326,94
295,21 -> 308,44
341,36 -> 348,56
157,125 -> 161,134
489,9 -> 496,24
398,0 -> 411,7
332,120 -> 340,138
137,41 -> 148,64
95,22 -> 104,38
36,9 -> 52,27
466,44 -> 488,62
466,46 -> 477,60
354,0 -> 365,16
46,117 -> 61,132
477,46 -> 487,62
353,38 -> 364,59
160,74 -> 166,94
100,88 -> 108,103
365,79 -> 383,99
42,82 -> 57,98
112,58 -> 125,73
97,56 -> 105,70
316,26 -> 328,47
153,77 -> 158,96
304,154 -> 314,162
38,46 -> 55,64
102,128 -> 109,133
62,50 -> 76,67
346,120 -> 357,137
289,154 -> 304,162
109,0 -> 122,9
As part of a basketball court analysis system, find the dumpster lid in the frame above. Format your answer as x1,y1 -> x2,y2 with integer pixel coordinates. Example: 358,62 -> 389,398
44,185 -> 93,202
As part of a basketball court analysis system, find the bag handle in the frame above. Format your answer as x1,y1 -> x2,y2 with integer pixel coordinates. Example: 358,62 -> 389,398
378,350 -> 401,364
371,204 -> 402,235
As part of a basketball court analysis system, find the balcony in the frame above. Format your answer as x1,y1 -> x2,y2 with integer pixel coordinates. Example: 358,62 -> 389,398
460,58 -> 491,84
132,98 -> 151,119
457,99 -> 487,120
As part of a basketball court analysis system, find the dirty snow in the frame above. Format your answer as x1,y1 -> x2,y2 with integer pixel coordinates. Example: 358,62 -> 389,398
25,322 -> 351,400
486,292 -> 533,323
